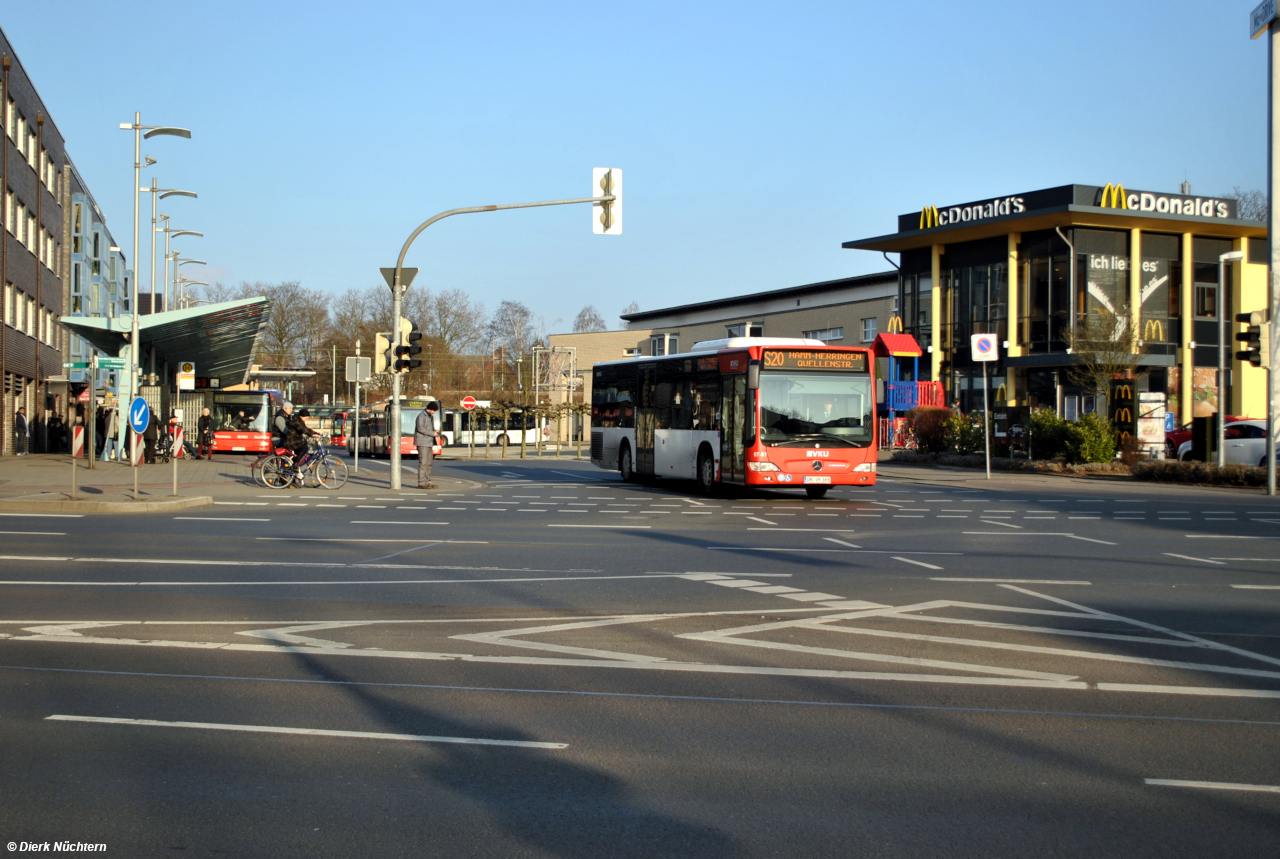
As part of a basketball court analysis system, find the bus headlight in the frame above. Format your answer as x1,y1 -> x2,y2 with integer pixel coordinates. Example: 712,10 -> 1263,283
853,462 -> 876,472
747,462 -> 781,472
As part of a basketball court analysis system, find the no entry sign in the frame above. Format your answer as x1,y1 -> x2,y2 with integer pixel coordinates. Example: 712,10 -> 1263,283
461,396 -> 478,410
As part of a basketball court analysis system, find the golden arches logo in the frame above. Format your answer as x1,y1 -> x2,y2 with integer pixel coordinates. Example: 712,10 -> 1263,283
919,206 -> 940,229
1099,183 -> 1128,209
1114,407 -> 1133,424
1113,384 -> 1133,400
995,384 -> 1007,401
887,315 -> 904,334
1143,319 -> 1165,341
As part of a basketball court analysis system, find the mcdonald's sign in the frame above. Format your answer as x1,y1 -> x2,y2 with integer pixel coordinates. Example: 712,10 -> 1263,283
1113,384 -> 1133,401
919,206 -> 940,229
1143,318 -> 1165,341
1114,407 -> 1133,423
887,315 -> 904,333
1098,183 -> 1128,209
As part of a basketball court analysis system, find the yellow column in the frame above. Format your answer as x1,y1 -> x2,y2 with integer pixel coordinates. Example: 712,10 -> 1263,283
931,244 -> 942,383
1006,233 -> 1020,405
1129,229 -> 1142,345
1180,233 -> 1193,424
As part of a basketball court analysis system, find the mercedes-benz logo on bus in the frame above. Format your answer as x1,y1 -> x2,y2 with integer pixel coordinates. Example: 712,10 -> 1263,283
812,461 -> 823,472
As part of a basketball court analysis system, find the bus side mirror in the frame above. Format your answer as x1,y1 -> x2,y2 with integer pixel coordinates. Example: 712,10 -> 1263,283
746,361 -> 760,391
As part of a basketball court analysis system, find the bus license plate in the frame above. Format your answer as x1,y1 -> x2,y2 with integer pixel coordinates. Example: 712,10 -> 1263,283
804,476 -> 831,484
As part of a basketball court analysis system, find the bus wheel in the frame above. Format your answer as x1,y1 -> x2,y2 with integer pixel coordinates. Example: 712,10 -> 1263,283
619,444 -> 637,483
696,449 -> 715,495
805,486 -> 829,499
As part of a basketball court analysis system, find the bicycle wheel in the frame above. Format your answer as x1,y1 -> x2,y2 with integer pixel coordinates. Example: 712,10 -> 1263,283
261,455 -> 294,489
251,455 -> 269,486
316,456 -> 348,489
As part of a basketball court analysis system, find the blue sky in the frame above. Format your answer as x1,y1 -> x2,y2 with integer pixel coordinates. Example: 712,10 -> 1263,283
4,1 -> 1268,332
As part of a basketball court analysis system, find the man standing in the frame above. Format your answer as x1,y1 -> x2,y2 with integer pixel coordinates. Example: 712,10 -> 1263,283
197,408 -> 214,460
14,406 -> 28,455
414,401 -> 441,489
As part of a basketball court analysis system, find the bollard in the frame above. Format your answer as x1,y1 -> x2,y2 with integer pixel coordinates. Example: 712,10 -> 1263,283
70,453 -> 77,500
72,425 -> 85,458
173,427 -> 184,496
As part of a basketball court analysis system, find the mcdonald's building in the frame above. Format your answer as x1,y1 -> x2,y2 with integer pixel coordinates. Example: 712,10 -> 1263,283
843,183 -> 1269,422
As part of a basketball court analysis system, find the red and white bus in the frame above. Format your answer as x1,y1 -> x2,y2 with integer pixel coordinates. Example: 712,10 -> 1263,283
208,391 -> 285,454
590,338 -> 877,497
349,398 -> 441,458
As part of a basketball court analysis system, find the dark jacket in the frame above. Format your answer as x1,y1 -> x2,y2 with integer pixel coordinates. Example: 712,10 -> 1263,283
285,414 -> 315,449
197,414 -> 213,439
144,413 -> 160,440
15,412 -> 28,434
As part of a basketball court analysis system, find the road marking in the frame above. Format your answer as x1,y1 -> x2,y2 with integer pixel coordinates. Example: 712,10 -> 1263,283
0,513 -> 84,518
747,516 -> 778,525
1163,553 -> 1225,565
1098,684 -> 1280,698
931,578 -> 1091,585
258,538 -> 489,544
1232,584 -> 1280,589
45,715 -> 567,750
748,528 -> 860,533
0,573 -> 668,587
547,523 -> 652,529
893,557 -> 943,570
708,547 -> 961,555
173,517 -> 271,522
823,538 -> 862,548
979,520 -> 1022,528
961,532 -> 1116,545
1185,534 -> 1273,540
1143,778 -> 1280,793
349,521 -> 450,526
0,531 -> 65,536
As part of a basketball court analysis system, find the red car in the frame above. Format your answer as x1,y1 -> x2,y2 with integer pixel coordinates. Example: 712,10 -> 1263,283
1165,415 -> 1252,458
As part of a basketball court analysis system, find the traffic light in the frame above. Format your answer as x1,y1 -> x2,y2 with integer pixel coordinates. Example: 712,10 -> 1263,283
1235,310 -> 1271,368
592,168 -> 622,235
394,317 -> 423,374
374,332 -> 393,374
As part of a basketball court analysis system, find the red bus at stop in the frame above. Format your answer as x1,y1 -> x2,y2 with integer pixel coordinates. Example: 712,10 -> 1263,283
590,338 -> 877,497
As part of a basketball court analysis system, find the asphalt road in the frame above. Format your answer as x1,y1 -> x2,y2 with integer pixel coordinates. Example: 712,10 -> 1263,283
2,456 -> 1279,857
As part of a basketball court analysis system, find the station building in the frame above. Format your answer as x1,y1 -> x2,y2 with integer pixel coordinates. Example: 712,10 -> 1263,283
843,184 -> 1269,422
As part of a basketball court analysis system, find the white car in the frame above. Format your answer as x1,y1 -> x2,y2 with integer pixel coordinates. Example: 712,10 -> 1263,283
1177,420 -> 1274,467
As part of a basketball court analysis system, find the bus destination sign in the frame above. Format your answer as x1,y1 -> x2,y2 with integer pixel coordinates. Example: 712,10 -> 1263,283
762,350 -> 867,372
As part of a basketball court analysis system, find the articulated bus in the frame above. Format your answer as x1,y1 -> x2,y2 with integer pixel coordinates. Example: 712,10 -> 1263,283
590,338 -> 876,497
208,390 -> 285,453
348,399 -> 441,458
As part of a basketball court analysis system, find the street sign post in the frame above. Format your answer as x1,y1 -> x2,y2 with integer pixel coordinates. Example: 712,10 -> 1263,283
971,334 -> 1000,479
178,361 -> 196,391
98,357 -> 127,371
128,396 -> 151,500
345,356 -> 371,383
62,362 -> 89,370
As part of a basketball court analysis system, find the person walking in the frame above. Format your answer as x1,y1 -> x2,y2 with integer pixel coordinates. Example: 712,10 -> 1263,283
95,409 -> 106,458
143,410 -> 160,464
197,408 -> 214,460
414,401 -> 441,489
48,414 -> 65,453
14,406 -> 28,455
101,409 -> 119,461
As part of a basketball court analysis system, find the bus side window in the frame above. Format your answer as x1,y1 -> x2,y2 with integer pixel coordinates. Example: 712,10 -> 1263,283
694,375 -> 720,430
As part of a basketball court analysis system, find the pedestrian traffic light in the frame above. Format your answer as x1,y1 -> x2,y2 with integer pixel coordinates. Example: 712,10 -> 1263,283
592,168 -> 622,235
374,333 -> 393,374
1235,310 -> 1271,368
394,317 -> 423,374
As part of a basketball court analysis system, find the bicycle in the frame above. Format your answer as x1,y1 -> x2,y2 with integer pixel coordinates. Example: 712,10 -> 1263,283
262,440 -> 348,490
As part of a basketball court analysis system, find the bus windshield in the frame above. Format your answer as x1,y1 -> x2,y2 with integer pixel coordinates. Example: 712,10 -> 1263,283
211,399 -> 269,432
758,371 -> 874,447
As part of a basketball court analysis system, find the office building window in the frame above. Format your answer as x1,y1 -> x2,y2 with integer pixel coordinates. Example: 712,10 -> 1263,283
726,323 -> 763,338
861,318 -> 878,342
803,327 -> 844,342
26,295 -> 35,336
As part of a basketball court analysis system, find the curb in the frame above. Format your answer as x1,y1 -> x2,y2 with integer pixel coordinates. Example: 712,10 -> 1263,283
0,496 -> 214,514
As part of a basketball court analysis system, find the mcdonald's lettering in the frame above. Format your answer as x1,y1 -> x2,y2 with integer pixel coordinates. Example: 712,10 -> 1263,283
1096,183 -> 1231,218
917,196 -> 1024,229
887,315 -> 904,333
1099,183 -> 1128,209
1143,319 -> 1165,341
1114,385 -> 1133,400
1115,408 -> 1133,424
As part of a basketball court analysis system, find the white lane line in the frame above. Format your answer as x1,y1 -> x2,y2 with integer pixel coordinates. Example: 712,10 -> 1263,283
45,715 -> 566,750
0,513 -> 84,518
823,537 -> 862,549
1163,553 -> 1226,566
747,528 -> 860,533
547,524 -> 651,529
1144,778 -> 1280,794
349,521 -> 450,526
174,517 -> 271,522
979,520 -> 1022,529
1231,584 -> 1280,589
961,532 -> 1117,545
893,556 -> 943,571
747,516 -> 778,525
708,547 -> 961,555
1098,684 -> 1280,698
931,578 -> 1091,585
0,573 -> 673,587
0,531 -> 65,536
1185,534 -> 1275,540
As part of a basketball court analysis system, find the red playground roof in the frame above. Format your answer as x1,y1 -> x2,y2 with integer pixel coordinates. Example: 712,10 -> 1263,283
872,332 -> 923,358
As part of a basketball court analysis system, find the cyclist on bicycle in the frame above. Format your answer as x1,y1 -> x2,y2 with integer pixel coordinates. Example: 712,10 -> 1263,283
284,407 -> 320,474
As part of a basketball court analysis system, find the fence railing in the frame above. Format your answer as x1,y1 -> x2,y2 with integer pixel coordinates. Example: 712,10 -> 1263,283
884,381 -> 945,411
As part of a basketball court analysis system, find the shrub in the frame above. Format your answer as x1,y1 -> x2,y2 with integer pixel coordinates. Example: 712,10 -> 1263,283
1064,412 -> 1116,464
1131,460 -> 1265,486
945,412 -> 988,455
907,407 -> 951,453
1028,408 -> 1070,460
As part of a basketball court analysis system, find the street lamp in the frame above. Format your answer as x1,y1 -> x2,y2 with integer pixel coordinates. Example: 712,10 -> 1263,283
171,253 -> 205,306
1218,249 -> 1247,466
120,113 -> 190,456
140,183 -> 196,313
156,220 -> 203,312
177,278 -> 208,309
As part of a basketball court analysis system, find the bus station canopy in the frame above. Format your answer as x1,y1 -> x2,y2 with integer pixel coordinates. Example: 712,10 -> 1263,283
61,297 -> 270,385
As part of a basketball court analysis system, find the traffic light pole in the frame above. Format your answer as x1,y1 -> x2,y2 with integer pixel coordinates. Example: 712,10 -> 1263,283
386,193 -> 614,490
1270,19 -> 1279,495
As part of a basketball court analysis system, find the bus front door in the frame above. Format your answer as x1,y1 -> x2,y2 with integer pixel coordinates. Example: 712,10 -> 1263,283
636,365 -> 656,475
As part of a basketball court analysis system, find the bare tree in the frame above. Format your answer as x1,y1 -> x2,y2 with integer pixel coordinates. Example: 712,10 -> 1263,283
620,301 -> 639,329
1064,302 -> 1143,413
487,301 -> 543,396
573,305 -> 607,333
426,288 -> 486,354
1223,187 -> 1268,222
256,281 -> 330,367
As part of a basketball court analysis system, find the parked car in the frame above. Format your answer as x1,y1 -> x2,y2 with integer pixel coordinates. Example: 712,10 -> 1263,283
1177,420 -> 1274,466
1165,415 -> 1251,459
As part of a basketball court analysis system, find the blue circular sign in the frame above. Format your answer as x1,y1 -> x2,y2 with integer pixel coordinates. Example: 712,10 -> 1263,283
976,337 -> 994,354
128,397 -> 151,434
